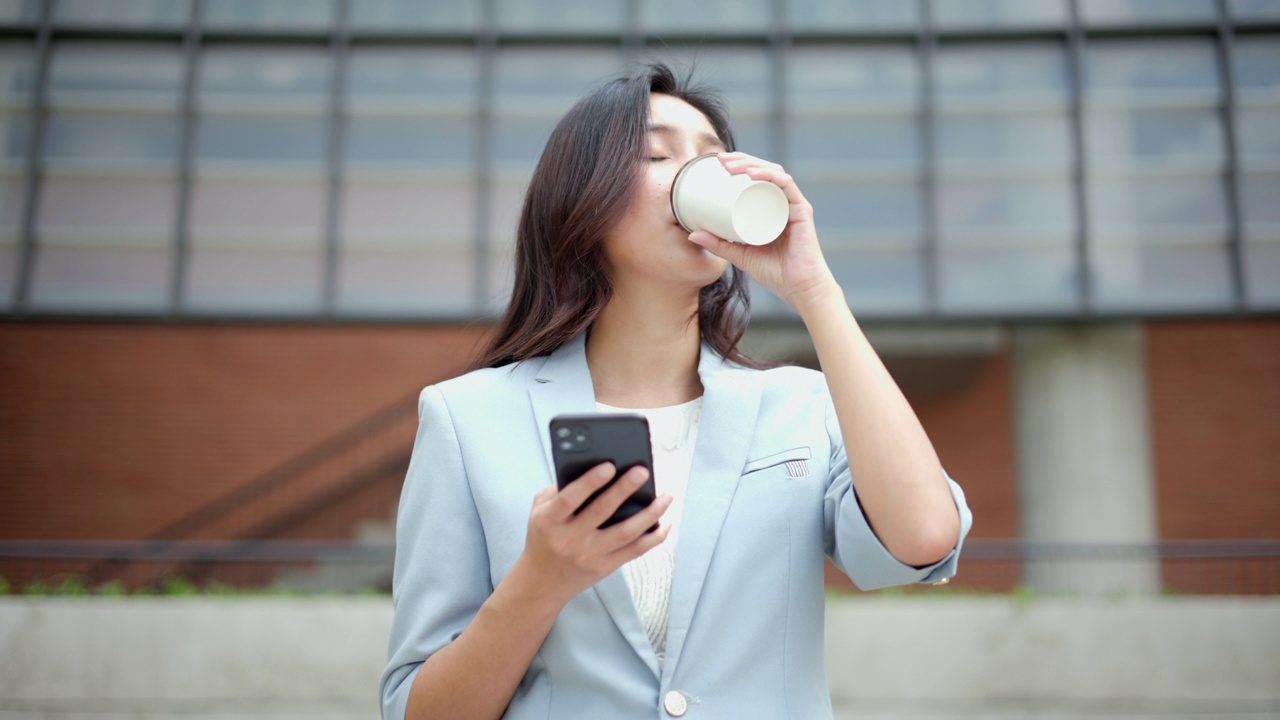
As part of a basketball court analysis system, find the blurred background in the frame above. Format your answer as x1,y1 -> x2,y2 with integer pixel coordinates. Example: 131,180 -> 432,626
0,1 -> 1277,718
2,0 -> 1277,597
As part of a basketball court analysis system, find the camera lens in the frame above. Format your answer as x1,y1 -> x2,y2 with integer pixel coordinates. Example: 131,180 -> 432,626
555,426 -> 571,439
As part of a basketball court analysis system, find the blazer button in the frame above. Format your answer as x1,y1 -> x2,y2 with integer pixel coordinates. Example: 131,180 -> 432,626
931,577 -> 950,586
663,690 -> 688,717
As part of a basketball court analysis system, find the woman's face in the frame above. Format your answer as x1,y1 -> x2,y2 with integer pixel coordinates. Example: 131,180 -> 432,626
601,93 -> 730,292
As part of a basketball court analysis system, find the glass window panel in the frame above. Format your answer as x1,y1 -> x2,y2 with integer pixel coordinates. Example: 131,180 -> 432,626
197,115 -> 326,164
199,47 -> 330,105
1090,244 -> 1232,309
831,250 -> 927,315
937,114 -> 1071,167
1234,37 -> 1280,91
37,174 -> 175,236
937,179 -> 1074,236
940,248 -> 1077,312
1232,0 -> 1280,21
788,0 -> 917,31
0,0 -> 40,22
935,43 -> 1068,106
1089,175 -> 1227,229
788,46 -> 919,109
0,111 -> 30,162
1085,108 -> 1225,165
346,118 -> 474,166
56,0 -> 190,27
186,174 -> 325,313
641,0 -> 770,32
1241,173 -> 1280,305
788,117 -> 919,169
495,48 -> 622,108
496,0 -> 623,31
48,43 -> 183,101
349,0 -> 477,31
338,178 -> 476,315
807,181 -> 922,236
28,244 -> 171,312
1082,0 -> 1216,25
0,175 -> 26,308
0,43 -> 35,101
1086,40 -> 1220,101
342,177 -> 473,240
934,0 -> 1066,29
45,112 -> 179,162
202,0 -> 333,30
484,177 -> 526,314
347,48 -> 476,103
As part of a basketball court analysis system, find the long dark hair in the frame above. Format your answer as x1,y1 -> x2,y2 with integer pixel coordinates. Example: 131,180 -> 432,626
475,62 -> 764,370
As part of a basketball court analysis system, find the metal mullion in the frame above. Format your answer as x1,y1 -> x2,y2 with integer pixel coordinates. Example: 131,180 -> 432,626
1066,0 -> 1093,314
170,0 -> 202,316
1214,0 -> 1247,310
12,0 -> 54,312
474,0 -> 496,312
919,0 -> 939,315
321,0 -> 350,317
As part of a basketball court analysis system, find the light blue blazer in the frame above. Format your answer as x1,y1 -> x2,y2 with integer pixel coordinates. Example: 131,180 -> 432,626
381,331 -> 973,719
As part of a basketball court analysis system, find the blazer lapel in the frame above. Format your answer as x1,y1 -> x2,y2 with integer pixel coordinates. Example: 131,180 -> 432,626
527,331 -> 662,678
661,343 -> 762,677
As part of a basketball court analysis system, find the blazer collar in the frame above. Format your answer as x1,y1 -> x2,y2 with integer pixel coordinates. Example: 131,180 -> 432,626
526,329 -> 761,680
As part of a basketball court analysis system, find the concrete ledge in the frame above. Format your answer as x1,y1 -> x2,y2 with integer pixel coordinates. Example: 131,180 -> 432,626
1,596 -> 1277,709
825,596 -> 1280,703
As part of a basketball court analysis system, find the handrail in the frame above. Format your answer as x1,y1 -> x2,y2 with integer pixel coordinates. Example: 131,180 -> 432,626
141,390 -> 419,542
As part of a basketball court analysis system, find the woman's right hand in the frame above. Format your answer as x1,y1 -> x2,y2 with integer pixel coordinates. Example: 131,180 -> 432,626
515,463 -> 672,606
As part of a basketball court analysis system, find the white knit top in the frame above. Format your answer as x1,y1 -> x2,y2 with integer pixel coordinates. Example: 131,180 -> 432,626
596,397 -> 702,665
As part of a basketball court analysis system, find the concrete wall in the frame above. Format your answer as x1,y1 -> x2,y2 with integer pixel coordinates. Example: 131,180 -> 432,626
2,597 -> 1277,719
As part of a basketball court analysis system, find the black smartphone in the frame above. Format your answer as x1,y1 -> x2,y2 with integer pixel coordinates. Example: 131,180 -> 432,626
549,413 -> 657,530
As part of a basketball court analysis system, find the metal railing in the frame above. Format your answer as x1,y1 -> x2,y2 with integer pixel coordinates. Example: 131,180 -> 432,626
3,538 -> 1278,596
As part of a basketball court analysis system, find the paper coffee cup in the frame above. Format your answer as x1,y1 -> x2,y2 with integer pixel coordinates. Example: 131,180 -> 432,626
670,152 -> 789,246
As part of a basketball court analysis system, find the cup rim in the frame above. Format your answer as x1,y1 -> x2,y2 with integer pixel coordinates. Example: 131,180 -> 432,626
669,151 -> 721,234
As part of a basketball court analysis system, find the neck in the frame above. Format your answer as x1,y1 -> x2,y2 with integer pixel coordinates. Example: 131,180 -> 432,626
586,282 -> 704,409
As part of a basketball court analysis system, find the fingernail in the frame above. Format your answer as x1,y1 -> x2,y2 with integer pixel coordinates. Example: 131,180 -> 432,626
599,463 -> 615,477
631,468 -> 649,484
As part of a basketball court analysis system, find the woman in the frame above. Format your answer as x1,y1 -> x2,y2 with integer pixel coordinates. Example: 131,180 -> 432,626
381,63 -> 971,720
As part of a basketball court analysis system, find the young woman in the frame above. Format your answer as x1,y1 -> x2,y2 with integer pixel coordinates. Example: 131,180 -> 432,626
381,63 -> 972,720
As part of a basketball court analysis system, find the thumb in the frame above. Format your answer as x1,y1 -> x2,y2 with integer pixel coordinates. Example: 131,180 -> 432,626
688,230 -> 749,267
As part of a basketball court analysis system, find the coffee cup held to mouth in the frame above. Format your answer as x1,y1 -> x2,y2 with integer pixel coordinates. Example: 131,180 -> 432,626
670,152 -> 789,246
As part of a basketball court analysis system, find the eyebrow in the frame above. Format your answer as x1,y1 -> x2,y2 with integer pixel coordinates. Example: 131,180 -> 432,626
648,123 -> 727,151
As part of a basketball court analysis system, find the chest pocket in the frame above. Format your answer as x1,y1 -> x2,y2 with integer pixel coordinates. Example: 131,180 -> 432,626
742,446 -> 812,478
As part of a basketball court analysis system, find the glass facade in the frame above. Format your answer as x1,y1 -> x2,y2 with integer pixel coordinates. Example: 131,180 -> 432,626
2,0 -> 1277,319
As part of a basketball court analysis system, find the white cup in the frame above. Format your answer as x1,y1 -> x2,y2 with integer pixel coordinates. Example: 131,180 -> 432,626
670,152 -> 789,246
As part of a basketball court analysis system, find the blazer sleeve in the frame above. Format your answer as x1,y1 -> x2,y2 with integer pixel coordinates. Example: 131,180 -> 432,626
380,385 -> 494,720
821,394 -> 974,591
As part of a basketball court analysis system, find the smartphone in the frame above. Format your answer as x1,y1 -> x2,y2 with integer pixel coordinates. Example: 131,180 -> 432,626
549,413 -> 657,530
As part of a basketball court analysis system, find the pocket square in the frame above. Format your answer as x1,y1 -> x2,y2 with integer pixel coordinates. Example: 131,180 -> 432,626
785,459 -> 810,478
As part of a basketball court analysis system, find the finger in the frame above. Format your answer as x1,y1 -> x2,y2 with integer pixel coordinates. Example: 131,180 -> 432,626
609,521 -> 672,565
720,154 -> 784,175
551,462 -> 617,521
599,493 -> 673,548
688,230 -> 751,266
573,465 -> 651,530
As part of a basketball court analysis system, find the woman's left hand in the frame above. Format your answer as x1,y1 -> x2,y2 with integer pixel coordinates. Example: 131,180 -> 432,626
686,152 -> 838,310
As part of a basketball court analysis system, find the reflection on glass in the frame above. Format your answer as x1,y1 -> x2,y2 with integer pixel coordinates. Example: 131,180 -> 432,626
1087,40 -> 1220,99
641,0 -> 769,32
937,115 -> 1070,167
199,47 -> 329,103
934,44 -> 1068,105
940,248 -> 1076,312
496,0 -> 623,31
1081,0 -> 1216,25
0,0 -> 41,22
1235,38 -> 1280,305
833,250 -> 927,316
56,0 -> 190,27
202,0 -> 333,30
934,0 -> 1065,29
1232,0 -> 1280,21
1084,39 -> 1228,309
349,0 -> 477,31
788,0 -> 916,31
49,43 -> 183,100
